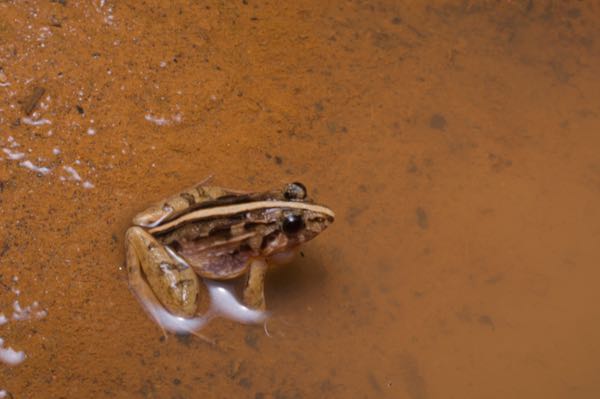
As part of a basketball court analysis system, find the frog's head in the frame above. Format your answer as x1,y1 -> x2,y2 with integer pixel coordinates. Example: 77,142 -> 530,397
261,183 -> 334,261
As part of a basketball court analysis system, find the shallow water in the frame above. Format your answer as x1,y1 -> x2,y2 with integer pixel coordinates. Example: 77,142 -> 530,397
1,1 -> 599,398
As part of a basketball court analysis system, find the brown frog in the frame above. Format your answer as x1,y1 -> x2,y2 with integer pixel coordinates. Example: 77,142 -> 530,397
125,181 -> 334,332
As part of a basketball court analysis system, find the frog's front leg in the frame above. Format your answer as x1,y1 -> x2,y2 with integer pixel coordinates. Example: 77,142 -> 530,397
242,258 -> 268,311
126,226 -> 201,318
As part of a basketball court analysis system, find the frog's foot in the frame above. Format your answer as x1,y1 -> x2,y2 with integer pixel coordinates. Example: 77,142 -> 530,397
242,258 -> 268,311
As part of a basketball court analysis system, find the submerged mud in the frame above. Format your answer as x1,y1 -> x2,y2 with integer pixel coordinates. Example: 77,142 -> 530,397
1,1 -> 600,398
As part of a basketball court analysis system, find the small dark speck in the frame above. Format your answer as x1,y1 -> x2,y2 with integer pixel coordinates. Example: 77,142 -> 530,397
250,16 -> 258,21
274,156 -> 283,165
567,8 -> 581,18
485,273 -> 503,284
398,352 -> 428,399
391,16 -> 402,25
314,102 -> 324,112
172,378 -> 181,385
406,158 -> 418,174
245,330 -> 259,349
175,332 -> 193,346
242,0 -> 248,4
346,206 -> 367,225
239,378 -> 252,389
326,121 -> 337,134
320,379 -> 335,392
159,335 -> 166,342
478,315 -> 495,330
368,373 -> 383,393
416,207 -> 428,229
76,105 -> 85,114
429,114 -> 446,130
300,251 -> 305,257
254,393 -> 265,399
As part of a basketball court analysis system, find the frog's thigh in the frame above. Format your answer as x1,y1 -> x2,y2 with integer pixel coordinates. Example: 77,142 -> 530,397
242,259 -> 268,311
126,227 -> 199,317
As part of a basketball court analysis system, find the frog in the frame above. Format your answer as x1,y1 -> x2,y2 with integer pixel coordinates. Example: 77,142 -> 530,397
125,181 -> 334,333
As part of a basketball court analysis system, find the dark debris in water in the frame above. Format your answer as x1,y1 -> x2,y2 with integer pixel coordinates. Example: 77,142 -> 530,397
244,329 -> 259,350
415,207 -> 428,229
429,113 -> 446,130
22,86 -> 46,115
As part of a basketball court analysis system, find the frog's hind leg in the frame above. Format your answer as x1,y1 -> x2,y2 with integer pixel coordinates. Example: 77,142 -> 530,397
126,227 -> 209,334
132,177 -> 243,228
242,258 -> 269,311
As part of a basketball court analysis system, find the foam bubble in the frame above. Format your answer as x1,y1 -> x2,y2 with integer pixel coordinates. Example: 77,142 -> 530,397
19,160 -> 51,175
63,165 -> 82,181
0,338 -> 26,366
144,114 -> 170,126
2,148 -> 25,160
21,117 -> 51,126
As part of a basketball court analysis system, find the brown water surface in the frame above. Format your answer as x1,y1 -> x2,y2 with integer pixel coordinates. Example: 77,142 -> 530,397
1,1 -> 599,398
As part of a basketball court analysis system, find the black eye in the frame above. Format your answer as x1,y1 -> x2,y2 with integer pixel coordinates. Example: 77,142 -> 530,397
282,214 -> 305,235
284,182 -> 307,200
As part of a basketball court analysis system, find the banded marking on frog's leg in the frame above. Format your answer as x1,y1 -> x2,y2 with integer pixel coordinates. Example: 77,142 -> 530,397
126,226 -> 200,318
242,258 -> 269,311
132,182 -> 242,228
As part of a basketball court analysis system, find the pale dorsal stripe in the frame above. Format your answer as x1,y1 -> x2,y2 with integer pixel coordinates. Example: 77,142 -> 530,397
149,201 -> 335,234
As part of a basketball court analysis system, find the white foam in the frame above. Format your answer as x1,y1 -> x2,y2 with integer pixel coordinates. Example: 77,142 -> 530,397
144,114 -> 170,126
0,389 -> 8,397
21,117 -> 51,126
82,181 -> 95,189
205,280 -> 269,324
0,338 -> 26,366
2,148 -> 25,160
133,251 -> 268,334
19,160 -> 51,175
0,314 -> 7,325
12,300 -> 47,321
52,147 -> 60,155
134,280 -> 267,334
63,165 -> 82,181
143,300 -> 211,334
7,136 -> 18,147
87,127 -> 96,135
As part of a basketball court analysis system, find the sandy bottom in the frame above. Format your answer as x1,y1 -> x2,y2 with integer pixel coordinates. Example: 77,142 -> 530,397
0,1 -> 599,398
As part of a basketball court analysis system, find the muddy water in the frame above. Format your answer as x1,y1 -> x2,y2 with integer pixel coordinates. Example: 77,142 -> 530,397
1,1 -> 599,398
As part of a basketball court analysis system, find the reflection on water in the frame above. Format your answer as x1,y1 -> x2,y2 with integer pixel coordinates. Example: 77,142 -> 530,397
1,0 -> 599,397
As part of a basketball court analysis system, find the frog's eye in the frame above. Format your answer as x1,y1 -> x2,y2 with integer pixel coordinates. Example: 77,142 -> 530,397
284,182 -> 307,200
282,214 -> 305,235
